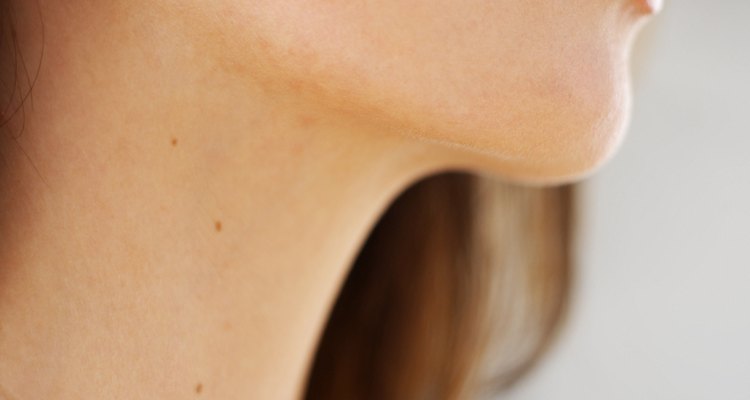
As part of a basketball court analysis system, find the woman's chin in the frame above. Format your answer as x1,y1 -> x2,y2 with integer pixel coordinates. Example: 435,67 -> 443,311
424,78 -> 632,186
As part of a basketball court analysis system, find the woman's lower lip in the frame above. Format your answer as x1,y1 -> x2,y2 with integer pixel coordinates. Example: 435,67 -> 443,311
640,0 -> 664,14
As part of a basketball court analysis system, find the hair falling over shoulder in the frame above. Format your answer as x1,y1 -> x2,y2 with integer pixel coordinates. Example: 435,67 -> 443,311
305,173 -> 574,399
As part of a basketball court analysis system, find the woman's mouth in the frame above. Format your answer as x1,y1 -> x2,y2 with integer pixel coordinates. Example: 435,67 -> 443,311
637,0 -> 664,15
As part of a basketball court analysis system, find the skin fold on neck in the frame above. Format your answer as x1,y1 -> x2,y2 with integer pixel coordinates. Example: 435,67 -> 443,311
0,3 -> 456,399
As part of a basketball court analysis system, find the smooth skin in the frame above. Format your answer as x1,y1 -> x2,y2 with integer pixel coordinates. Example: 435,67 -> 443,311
0,1 -> 654,399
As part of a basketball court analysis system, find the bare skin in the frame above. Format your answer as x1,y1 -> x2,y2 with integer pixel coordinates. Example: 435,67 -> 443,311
0,4 -> 459,399
0,1 -> 655,399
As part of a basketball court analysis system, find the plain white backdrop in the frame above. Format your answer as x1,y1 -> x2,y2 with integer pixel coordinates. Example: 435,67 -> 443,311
506,3 -> 750,399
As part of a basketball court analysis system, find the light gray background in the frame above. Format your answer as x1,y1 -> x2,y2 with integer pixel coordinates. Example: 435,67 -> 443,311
506,3 -> 750,399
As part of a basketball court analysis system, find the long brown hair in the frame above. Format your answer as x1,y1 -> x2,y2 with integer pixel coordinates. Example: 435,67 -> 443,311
305,173 -> 574,399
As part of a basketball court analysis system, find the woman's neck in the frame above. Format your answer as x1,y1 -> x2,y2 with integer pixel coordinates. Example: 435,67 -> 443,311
0,3 -> 449,398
